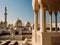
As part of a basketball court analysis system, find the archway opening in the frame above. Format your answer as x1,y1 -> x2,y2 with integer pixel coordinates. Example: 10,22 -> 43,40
15,31 -> 19,35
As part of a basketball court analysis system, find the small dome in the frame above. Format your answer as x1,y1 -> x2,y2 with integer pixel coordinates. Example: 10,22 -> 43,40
13,19 -> 22,27
25,21 -> 31,27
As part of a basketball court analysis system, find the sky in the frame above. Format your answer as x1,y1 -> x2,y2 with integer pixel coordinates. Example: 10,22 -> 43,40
0,0 -> 60,24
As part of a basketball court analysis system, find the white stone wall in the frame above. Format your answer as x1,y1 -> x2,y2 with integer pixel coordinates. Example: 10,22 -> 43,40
37,32 -> 60,45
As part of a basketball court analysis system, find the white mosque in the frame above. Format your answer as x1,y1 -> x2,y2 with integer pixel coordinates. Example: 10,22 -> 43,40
0,6 -> 32,41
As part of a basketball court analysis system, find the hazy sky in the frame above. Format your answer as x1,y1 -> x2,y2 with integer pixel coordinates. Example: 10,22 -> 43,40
0,0 -> 60,24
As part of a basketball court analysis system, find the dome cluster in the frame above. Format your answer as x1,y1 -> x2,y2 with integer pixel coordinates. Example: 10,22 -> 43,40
13,19 -> 31,28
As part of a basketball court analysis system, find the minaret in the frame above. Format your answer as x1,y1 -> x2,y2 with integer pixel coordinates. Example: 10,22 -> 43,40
4,6 -> 7,28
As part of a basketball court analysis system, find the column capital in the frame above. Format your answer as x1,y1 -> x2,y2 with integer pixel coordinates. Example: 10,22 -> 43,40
32,0 -> 39,12
40,4 -> 44,9
54,12 -> 58,16
34,10 -> 38,13
49,11 -> 52,15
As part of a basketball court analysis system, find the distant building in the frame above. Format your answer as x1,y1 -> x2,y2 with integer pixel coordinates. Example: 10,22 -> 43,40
0,6 -> 32,41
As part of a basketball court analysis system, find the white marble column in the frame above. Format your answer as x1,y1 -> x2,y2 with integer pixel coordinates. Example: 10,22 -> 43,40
40,6 -> 46,32
34,10 -> 38,30
49,12 -> 52,32
55,13 -> 58,31
34,10 -> 38,43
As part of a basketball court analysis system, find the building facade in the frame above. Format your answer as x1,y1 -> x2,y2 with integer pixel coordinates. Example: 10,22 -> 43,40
32,0 -> 60,45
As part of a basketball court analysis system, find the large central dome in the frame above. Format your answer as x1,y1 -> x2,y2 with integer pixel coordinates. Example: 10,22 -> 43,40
13,19 -> 22,27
